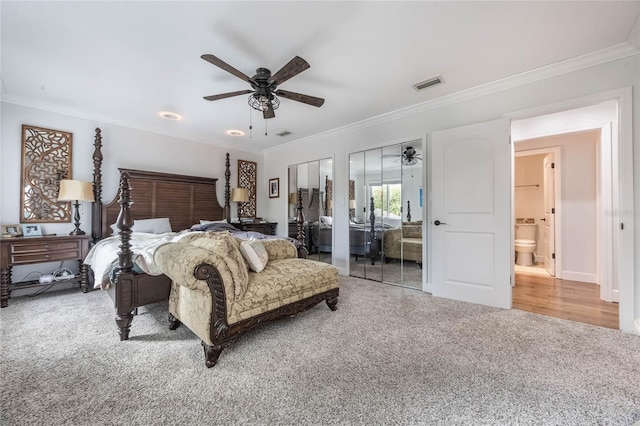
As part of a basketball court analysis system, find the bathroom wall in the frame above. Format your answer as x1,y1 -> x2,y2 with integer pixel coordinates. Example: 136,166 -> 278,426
515,130 -> 599,283
514,154 -> 546,259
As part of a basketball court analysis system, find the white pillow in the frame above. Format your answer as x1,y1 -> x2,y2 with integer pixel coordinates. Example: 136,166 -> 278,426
110,217 -> 172,234
320,215 -> 333,226
239,238 -> 269,273
200,219 -> 227,225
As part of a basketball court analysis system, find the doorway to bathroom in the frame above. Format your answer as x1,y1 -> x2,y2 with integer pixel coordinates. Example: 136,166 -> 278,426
514,147 -> 560,279
510,99 -> 624,328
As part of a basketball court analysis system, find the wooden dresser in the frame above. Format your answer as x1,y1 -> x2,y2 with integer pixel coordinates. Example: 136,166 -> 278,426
231,222 -> 277,235
0,234 -> 91,308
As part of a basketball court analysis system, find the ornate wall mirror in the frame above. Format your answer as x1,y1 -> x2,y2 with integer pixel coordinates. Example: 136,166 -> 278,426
20,124 -> 73,223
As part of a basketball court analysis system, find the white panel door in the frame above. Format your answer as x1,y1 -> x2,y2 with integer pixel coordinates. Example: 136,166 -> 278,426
543,154 -> 556,276
431,119 -> 511,308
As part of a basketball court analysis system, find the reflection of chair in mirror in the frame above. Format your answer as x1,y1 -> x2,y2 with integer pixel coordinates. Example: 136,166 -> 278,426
383,221 -> 423,268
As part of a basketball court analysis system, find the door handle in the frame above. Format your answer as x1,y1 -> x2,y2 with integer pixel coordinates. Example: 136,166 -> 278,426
540,218 -> 546,221
434,220 -> 447,226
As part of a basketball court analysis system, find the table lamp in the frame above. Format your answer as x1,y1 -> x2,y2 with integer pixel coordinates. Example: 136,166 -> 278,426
231,188 -> 249,222
58,180 -> 95,235
349,199 -> 356,219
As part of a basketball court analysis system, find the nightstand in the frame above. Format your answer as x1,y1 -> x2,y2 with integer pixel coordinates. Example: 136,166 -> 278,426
0,234 -> 91,308
232,222 -> 277,235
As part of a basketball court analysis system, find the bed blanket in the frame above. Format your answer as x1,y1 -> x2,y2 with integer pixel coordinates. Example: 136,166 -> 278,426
84,231 -> 203,290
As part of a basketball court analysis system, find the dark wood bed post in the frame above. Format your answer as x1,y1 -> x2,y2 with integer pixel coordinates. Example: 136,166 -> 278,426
296,188 -> 308,259
324,175 -> 328,215
369,196 -> 377,265
91,128 -> 103,242
407,200 -> 411,222
224,153 -> 231,222
114,171 -> 135,341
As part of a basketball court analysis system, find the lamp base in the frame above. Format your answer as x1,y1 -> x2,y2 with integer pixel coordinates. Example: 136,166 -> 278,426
69,201 -> 85,236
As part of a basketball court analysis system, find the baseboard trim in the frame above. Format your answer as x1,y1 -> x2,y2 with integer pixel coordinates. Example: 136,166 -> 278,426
561,271 -> 598,284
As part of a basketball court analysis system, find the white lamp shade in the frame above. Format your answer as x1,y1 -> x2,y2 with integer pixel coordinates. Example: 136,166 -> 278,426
231,188 -> 249,203
349,200 -> 356,209
58,180 -> 95,202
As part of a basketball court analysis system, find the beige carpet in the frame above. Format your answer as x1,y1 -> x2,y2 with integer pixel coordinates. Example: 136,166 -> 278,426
1,276 -> 639,425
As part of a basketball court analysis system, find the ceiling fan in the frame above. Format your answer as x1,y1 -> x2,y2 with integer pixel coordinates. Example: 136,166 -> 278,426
201,54 -> 325,119
401,146 -> 422,165
382,146 -> 422,166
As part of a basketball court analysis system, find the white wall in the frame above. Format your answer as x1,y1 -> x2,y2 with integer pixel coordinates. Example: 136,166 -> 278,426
2,54 -> 638,333
516,132 -> 599,283
1,103 -> 263,280
262,55 -> 639,333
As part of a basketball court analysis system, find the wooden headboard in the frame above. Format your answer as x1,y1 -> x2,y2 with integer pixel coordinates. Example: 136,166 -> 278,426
100,169 -> 224,237
91,128 -> 227,240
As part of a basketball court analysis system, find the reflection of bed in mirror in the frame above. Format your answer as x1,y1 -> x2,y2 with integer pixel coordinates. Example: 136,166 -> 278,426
349,224 -> 384,265
309,216 -> 333,253
348,197 -> 389,265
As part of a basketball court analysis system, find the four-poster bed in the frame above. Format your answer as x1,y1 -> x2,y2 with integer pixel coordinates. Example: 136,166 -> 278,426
88,128 -> 332,350
90,128 -> 227,340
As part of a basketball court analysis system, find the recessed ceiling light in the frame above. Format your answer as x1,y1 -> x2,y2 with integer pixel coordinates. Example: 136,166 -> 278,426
160,112 -> 181,120
226,129 -> 245,136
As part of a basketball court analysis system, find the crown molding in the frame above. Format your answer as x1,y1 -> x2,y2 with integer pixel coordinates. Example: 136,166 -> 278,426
265,43 -> 638,153
3,42 -> 636,156
0,95 -> 263,155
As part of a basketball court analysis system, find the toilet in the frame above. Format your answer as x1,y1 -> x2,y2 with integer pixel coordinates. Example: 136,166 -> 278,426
515,222 -> 537,266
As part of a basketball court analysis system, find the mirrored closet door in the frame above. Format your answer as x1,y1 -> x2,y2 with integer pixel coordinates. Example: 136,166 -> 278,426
348,141 -> 423,288
287,158 -> 333,264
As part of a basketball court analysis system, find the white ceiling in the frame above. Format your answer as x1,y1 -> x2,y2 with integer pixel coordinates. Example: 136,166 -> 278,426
2,1 -> 639,152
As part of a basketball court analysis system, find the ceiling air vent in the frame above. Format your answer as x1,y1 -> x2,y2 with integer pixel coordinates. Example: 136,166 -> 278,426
276,130 -> 292,137
413,76 -> 442,91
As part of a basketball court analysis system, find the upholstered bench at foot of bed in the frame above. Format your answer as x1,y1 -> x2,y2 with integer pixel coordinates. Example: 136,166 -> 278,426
156,233 -> 339,368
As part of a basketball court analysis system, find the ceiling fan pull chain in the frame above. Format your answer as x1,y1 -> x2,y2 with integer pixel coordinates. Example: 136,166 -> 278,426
249,107 -> 253,139
264,119 -> 268,136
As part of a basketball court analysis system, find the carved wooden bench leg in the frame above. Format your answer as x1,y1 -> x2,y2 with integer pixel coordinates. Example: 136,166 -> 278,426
201,341 -> 226,368
326,297 -> 338,311
168,313 -> 181,330
115,312 -> 133,341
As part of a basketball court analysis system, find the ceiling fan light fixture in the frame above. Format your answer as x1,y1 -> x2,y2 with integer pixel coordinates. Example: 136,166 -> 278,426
248,94 -> 280,112
402,157 -> 418,166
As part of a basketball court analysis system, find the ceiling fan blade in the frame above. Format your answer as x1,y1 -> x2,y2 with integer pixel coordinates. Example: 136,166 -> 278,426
201,54 -> 256,84
275,89 -> 324,107
268,56 -> 310,86
203,90 -> 253,101
263,103 -> 276,119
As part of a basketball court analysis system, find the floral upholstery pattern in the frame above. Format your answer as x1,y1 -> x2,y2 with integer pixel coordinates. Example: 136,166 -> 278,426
260,239 -> 298,260
156,232 -> 338,347
229,258 -> 338,323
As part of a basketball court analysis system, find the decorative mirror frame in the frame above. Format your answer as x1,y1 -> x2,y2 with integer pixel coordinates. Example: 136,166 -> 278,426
20,124 -> 73,223
238,159 -> 257,218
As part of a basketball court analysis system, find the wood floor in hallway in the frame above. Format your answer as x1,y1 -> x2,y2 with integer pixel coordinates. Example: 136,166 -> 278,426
512,272 -> 619,330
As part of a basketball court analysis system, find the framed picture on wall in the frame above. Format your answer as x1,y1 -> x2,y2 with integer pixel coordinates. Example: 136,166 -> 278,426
269,178 -> 280,198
